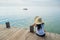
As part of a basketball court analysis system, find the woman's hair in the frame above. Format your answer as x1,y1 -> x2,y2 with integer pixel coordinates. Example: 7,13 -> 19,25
37,24 -> 42,30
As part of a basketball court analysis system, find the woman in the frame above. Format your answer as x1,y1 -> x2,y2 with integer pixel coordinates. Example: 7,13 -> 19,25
32,16 -> 45,37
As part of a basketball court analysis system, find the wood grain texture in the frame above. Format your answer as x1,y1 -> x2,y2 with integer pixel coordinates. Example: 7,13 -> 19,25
0,27 -> 60,40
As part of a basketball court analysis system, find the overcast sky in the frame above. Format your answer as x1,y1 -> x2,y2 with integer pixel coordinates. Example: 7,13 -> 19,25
0,0 -> 60,7
0,0 -> 60,17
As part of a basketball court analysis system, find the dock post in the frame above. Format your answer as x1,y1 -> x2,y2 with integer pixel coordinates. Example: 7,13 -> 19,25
6,22 -> 10,28
30,25 -> 34,33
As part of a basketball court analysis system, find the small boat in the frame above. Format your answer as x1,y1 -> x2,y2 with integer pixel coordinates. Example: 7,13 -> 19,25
23,8 -> 28,10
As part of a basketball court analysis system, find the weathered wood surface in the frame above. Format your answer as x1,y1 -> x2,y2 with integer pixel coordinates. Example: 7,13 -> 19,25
0,27 -> 60,40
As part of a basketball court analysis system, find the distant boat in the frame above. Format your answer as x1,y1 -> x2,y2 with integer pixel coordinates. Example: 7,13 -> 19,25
23,8 -> 28,10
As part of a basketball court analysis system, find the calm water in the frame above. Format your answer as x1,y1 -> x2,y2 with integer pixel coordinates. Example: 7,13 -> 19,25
0,6 -> 60,34
0,0 -> 60,34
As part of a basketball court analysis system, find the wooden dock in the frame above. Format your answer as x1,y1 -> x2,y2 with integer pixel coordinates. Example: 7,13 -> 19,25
0,27 -> 60,40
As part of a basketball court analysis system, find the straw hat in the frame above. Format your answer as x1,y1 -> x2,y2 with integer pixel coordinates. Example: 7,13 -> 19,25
34,16 -> 44,24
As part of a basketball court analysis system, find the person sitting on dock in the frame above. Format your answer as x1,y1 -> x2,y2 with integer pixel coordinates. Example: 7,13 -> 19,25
32,16 -> 46,37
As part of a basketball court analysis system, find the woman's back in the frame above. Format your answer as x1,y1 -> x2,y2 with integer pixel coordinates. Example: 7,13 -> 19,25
36,23 -> 45,35
32,16 -> 45,37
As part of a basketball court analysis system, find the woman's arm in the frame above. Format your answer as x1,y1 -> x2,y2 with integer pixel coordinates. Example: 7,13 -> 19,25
32,23 -> 36,27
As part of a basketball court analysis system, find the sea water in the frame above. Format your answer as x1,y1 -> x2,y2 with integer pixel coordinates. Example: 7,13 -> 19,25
0,6 -> 60,34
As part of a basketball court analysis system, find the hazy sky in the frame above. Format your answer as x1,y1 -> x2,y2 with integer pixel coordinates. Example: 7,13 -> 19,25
0,0 -> 60,7
0,0 -> 60,17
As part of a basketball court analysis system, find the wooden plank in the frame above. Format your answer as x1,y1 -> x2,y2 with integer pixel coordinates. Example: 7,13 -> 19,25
49,33 -> 56,40
26,32 -> 38,40
8,28 -> 24,40
18,29 -> 29,40
0,29 -> 11,40
0,28 -> 60,40
55,34 -> 60,40
0,29 -> 10,38
2,28 -> 20,40
10,29 -> 28,40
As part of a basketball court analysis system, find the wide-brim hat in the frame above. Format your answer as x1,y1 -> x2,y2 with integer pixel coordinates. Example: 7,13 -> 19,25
34,17 -> 43,24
